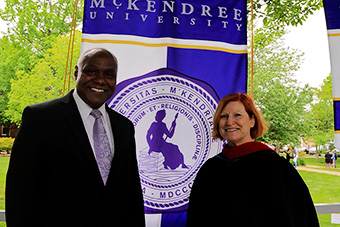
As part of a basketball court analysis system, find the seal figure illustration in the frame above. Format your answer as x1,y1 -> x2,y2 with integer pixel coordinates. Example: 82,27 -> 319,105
146,110 -> 189,170
107,68 -> 222,212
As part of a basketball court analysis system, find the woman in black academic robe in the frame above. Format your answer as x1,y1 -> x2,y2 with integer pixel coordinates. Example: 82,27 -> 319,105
186,93 -> 319,227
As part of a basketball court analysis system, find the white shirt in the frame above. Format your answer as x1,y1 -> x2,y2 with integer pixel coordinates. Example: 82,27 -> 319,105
73,89 -> 115,158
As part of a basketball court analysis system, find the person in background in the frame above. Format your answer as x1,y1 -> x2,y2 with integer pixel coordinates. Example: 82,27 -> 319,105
293,146 -> 299,168
186,93 -> 319,227
6,48 -> 145,227
332,149 -> 337,168
285,145 -> 293,163
325,150 -> 332,168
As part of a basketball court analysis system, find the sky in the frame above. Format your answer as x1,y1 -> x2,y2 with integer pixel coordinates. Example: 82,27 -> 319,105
284,9 -> 331,88
0,1 -> 7,35
0,2 -> 331,88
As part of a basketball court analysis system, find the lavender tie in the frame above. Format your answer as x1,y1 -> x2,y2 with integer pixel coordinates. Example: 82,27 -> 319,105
90,109 -> 113,184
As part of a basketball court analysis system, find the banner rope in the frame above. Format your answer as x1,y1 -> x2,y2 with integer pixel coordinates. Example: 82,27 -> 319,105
63,0 -> 79,96
250,0 -> 254,97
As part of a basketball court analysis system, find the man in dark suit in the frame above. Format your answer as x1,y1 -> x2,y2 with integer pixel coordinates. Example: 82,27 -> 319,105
5,48 -> 146,227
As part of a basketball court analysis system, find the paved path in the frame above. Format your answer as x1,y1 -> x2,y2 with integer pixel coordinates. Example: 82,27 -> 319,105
297,165 -> 340,176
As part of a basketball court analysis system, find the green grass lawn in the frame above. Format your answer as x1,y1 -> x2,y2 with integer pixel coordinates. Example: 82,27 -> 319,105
299,156 -> 340,227
298,170 -> 340,227
0,157 -> 9,227
299,170 -> 340,204
0,157 -> 339,226
0,158 -> 9,211
302,156 -> 328,166
303,156 -> 340,172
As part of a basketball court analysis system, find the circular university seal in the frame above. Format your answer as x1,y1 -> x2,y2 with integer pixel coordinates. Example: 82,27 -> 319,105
107,68 -> 222,213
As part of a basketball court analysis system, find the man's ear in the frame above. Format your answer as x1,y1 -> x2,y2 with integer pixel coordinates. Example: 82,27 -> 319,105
74,66 -> 79,81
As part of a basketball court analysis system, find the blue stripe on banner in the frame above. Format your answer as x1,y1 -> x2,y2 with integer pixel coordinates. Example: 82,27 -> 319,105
324,0 -> 340,150
323,0 -> 340,30
335,101 -> 340,131
161,211 -> 187,227
167,47 -> 248,99
83,0 -> 247,44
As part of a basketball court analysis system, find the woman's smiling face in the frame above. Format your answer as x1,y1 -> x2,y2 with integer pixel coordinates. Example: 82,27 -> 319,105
218,101 -> 255,147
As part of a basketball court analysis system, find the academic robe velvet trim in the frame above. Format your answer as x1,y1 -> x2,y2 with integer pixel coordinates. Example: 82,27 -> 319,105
222,141 -> 275,160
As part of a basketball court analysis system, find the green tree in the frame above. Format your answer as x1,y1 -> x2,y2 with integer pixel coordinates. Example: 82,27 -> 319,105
247,1 -> 323,52
0,0 -> 83,54
248,0 -> 322,34
0,36 -> 33,123
0,0 -> 83,125
247,1 -> 324,150
5,31 -> 81,125
0,0 -> 323,126
249,32 -> 314,151
310,75 -> 334,157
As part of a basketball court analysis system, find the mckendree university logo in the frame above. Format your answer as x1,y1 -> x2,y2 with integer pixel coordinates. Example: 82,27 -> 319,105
107,68 -> 222,212
87,0 -> 245,31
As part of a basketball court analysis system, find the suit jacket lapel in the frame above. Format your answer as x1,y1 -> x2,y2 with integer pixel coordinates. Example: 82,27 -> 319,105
106,105 -> 122,165
60,91 -> 101,175
105,105 -> 129,186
